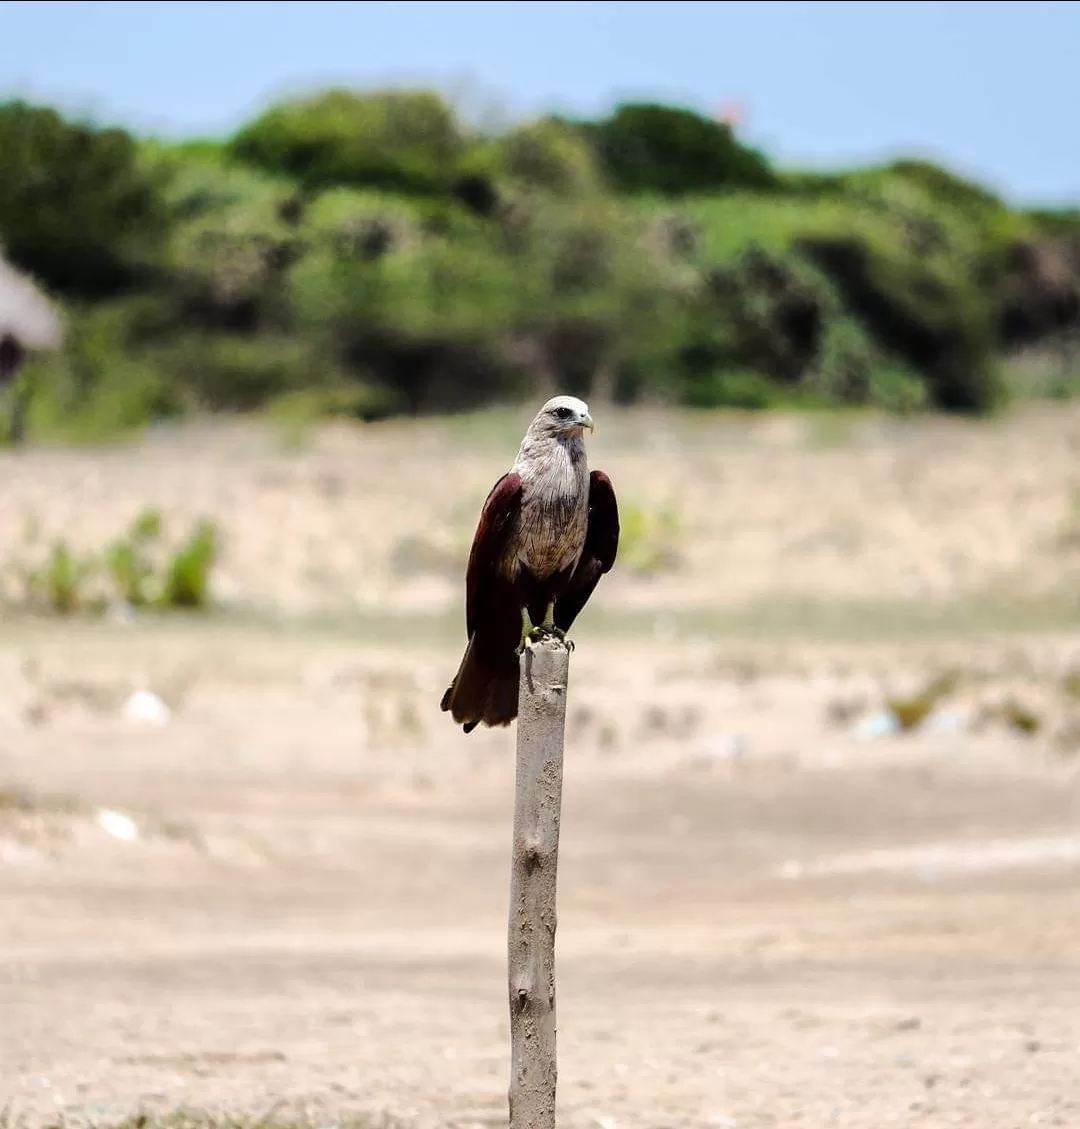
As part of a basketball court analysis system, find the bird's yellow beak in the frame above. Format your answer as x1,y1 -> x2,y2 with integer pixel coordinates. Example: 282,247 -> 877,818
581,413 -> 595,433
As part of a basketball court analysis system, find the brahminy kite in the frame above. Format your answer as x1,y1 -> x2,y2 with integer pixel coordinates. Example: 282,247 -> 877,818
440,395 -> 620,733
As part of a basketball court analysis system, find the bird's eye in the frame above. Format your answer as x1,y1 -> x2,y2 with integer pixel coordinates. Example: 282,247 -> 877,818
553,406 -> 573,420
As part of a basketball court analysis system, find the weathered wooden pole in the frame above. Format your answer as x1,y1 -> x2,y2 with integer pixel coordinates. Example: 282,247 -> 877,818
507,634 -> 570,1129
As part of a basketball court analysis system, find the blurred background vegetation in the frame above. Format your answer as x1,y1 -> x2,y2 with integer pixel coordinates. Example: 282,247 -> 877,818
2,88 -> 1079,441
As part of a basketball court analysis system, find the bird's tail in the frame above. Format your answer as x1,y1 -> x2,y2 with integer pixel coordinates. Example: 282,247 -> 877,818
440,634 -> 520,734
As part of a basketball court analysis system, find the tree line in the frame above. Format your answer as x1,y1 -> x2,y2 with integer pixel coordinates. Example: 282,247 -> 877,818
1,89 -> 1078,439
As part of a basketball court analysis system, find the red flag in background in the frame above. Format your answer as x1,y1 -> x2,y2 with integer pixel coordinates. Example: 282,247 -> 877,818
716,100 -> 746,132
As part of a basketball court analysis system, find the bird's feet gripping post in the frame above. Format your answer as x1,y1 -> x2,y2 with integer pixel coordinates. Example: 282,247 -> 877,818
519,603 -> 574,654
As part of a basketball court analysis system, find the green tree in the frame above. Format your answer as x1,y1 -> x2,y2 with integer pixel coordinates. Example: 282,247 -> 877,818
228,88 -> 464,195
587,102 -> 777,196
497,117 -> 600,195
0,101 -> 165,296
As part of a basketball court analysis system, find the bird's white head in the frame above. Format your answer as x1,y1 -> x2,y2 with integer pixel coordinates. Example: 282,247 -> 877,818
529,394 -> 595,440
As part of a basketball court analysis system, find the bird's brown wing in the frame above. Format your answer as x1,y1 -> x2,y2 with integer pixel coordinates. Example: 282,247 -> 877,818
465,471 -> 524,639
554,470 -> 619,633
440,472 -> 525,733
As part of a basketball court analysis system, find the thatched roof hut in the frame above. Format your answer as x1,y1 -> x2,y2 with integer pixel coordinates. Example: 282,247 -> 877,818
0,253 -> 62,386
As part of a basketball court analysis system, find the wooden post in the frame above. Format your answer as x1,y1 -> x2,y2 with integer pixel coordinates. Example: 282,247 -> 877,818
508,635 -> 570,1129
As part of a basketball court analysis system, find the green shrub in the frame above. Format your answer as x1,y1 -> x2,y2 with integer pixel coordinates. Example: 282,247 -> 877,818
20,301 -> 186,441
104,509 -> 163,607
586,102 -> 777,196
812,317 -> 878,405
797,234 -> 1003,413
266,382 -> 399,426
4,89 -> 1078,430
680,368 -> 787,410
159,519 -> 220,610
151,146 -> 298,223
1000,698 -> 1041,736
887,671 -> 961,732
150,333 -> 326,411
866,363 -> 930,414
497,117 -> 600,195
301,187 -> 422,259
228,88 -> 464,195
24,541 -> 100,616
884,158 -> 1005,217
618,502 -> 683,575
5,511 -> 221,615
0,100 -> 166,296
164,199 -> 299,332
703,247 -> 831,386
1024,207 -> 1080,238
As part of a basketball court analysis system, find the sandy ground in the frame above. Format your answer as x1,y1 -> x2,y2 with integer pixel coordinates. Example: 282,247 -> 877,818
3,400 -> 1080,620
2,406 -> 1080,1128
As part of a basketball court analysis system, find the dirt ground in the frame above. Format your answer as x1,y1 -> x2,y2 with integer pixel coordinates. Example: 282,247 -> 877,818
2,406 -> 1080,1128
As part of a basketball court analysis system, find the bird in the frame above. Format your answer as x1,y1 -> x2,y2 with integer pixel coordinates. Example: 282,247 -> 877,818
440,394 -> 620,734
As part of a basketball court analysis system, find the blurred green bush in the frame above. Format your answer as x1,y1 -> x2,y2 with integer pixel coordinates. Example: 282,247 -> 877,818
2,90 -> 1079,441
5,508 -> 221,615
0,101 -> 166,297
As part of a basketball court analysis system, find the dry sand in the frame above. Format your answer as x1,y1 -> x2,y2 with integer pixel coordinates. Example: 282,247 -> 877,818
2,404 -> 1080,1128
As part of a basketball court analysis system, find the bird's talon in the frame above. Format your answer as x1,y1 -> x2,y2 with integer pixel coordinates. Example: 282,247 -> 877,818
526,623 -> 573,650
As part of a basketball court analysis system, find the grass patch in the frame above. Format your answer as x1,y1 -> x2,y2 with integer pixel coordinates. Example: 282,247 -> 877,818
4,509 -> 222,616
886,670 -> 962,732
617,500 -> 684,576
999,698 -> 1042,736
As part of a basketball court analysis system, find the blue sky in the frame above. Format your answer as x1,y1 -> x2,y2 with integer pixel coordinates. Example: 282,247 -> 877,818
2,0 -> 1077,205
